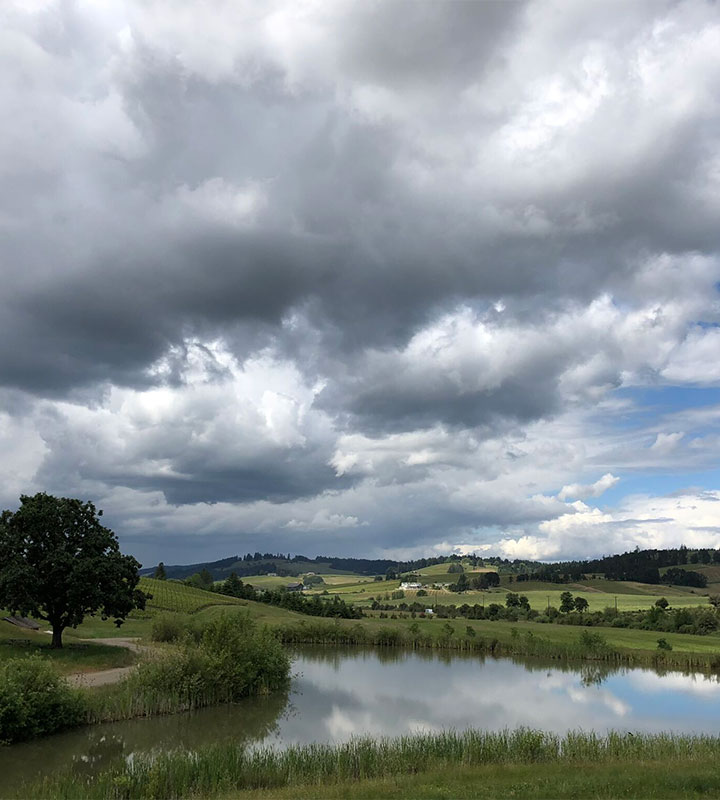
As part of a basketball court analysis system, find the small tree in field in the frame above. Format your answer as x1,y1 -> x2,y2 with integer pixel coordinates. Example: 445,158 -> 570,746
0,493 -> 147,648
154,562 -> 167,580
560,591 -> 575,613
573,596 -> 589,613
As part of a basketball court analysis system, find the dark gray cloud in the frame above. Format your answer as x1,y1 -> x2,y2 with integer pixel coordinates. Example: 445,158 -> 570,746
1,0 -> 720,562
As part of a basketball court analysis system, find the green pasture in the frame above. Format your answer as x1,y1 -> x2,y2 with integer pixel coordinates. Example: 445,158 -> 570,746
323,581 -> 711,612
243,573 -> 372,590
514,590 -> 708,613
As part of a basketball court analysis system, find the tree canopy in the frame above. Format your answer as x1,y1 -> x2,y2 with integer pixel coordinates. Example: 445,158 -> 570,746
0,493 -> 147,647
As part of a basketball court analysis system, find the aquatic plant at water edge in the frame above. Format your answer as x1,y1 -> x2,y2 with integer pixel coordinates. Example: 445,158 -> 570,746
30,728 -> 720,799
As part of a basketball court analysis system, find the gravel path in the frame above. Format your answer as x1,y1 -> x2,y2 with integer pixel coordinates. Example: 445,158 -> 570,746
67,637 -> 149,688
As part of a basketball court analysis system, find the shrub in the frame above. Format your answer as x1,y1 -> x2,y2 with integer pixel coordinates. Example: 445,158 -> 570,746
578,630 -> 612,655
657,638 -> 673,651
104,613 -> 292,719
151,613 -> 187,642
0,656 -> 85,743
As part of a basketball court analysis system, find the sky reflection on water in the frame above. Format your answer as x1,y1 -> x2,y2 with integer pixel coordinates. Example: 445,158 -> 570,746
3,647 -> 720,794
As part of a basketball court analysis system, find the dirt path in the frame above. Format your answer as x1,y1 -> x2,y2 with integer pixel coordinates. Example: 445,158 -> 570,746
67,637 -> 150,688
68,665 -> 137,687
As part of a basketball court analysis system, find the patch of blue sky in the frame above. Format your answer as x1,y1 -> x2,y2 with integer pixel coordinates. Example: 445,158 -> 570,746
598,470 -> 720,507
614,385 -> 720,415
594,385 -> 720,434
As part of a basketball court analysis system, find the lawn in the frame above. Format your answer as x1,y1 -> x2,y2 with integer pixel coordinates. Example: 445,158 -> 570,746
0,618 -> 137,673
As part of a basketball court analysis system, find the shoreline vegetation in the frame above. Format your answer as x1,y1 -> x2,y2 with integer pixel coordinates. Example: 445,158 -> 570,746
271,617 -> 720,674
27,728 -> 720,800
0,614 -> 290,744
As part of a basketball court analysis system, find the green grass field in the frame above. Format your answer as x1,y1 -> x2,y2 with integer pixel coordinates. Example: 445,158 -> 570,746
315,574 -> 711,613
241,573 -> 373,590
0,618 -> 137,673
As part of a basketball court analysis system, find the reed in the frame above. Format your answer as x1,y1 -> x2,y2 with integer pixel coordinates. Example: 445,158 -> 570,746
31,728 -> 720,800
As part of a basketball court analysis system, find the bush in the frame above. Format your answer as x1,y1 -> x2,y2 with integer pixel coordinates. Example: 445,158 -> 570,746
121,613 -> 291,716
0,656 -> 85,743
657,638 -> 673,651
151,613 -> 187,642
578,630 -> 612,655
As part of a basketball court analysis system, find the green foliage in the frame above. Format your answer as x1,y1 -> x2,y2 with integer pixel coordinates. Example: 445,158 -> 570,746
663,568 -> 707,588
0,655 -> 85,743
449,573 -> 469,593
150,613 -> 189,643
96,614 -> 290,721
657,637 -> 673,651
447,563 -> 464,574
578,630 -> 611,655
655,597 -> 669,609
153,562 -> 166,580
471,572 -> 500,590
559,592 -> 575,613
573,596 -> 589,613
0,493 -> 147,648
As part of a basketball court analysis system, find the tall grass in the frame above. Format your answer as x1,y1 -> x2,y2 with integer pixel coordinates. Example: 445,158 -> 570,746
31,728 -> 720,800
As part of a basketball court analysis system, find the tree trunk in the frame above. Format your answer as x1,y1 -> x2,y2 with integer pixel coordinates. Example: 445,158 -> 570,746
51,624 -> 64,649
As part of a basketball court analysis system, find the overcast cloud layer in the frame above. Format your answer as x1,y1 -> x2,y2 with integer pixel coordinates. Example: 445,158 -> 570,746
2,0 -> 720,566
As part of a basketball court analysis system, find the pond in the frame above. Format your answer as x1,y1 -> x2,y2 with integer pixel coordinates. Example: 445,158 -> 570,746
3,646 -> 720,794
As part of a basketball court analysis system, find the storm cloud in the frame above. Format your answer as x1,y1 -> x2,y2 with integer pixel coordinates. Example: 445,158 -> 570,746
1,0 -> 720,564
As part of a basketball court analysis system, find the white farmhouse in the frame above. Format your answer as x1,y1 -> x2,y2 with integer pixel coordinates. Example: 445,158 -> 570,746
399,581 -> 423,590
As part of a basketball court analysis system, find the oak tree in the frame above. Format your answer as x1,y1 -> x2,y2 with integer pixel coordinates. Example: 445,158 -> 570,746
0,493 -> 147,648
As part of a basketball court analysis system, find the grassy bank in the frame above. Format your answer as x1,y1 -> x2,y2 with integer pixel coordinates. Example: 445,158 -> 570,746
29,729 -> 720,800
273,616 -> 720,673
0,614 -> 290,744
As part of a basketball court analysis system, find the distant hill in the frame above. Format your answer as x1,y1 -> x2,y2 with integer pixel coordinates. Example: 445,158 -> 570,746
140,552 -> 521,581
141,545 -> 720,586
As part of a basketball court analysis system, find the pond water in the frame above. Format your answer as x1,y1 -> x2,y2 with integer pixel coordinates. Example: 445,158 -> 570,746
3,646 -> 720,794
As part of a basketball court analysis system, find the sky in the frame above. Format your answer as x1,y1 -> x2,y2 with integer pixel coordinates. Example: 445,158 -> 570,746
2,0 -> 720,568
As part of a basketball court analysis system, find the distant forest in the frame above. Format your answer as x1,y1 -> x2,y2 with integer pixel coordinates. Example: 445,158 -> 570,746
142,545 -> 717,587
